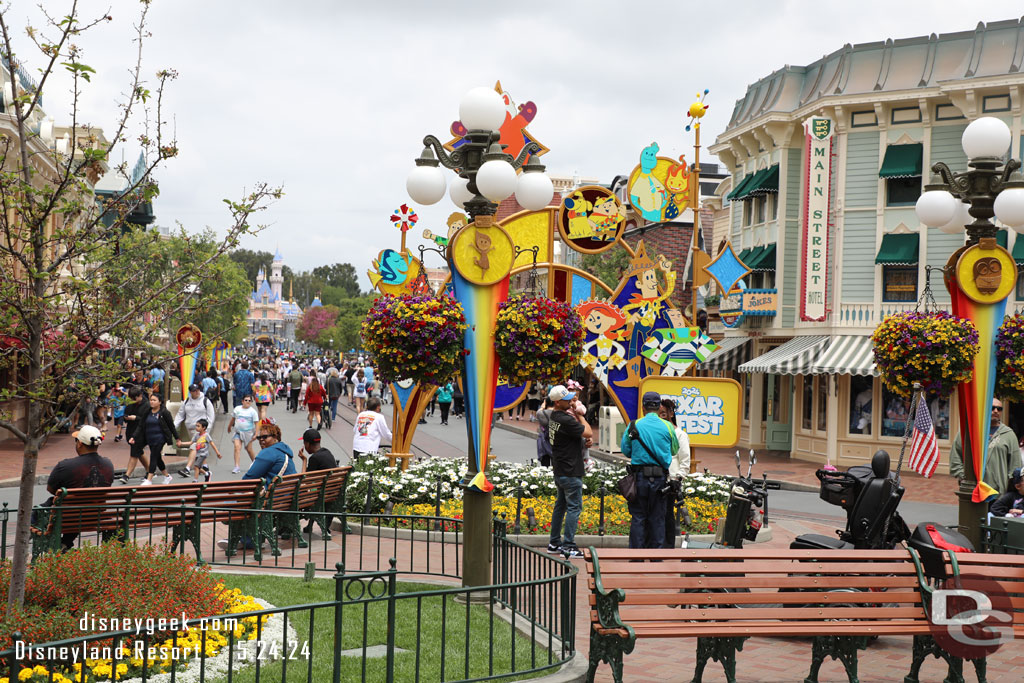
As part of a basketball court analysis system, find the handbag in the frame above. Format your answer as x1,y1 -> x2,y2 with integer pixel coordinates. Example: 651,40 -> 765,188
616,471 -> 638,502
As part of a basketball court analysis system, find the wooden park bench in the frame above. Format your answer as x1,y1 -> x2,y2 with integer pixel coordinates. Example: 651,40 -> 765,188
302,466 -> 351,538
32,480 -> 266,563
583,547 -> 1024,683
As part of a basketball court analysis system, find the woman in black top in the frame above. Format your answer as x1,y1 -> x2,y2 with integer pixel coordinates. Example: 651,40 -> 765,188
119,387 -> 151,483
130,393 -> 176,485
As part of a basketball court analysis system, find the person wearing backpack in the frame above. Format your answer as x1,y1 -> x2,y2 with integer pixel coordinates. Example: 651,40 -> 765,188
620,391 -> 678,549
436,383 -> 454,425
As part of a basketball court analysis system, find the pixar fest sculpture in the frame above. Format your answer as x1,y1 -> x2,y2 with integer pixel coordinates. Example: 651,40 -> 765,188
374,84 -> 744,587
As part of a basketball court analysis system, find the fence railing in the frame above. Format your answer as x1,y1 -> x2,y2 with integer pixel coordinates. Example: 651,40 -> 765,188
4,513 -> 577,682
980,516 -> 1024,554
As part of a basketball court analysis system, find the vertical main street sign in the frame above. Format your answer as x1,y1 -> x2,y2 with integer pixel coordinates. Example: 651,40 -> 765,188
800,116 -> 834,322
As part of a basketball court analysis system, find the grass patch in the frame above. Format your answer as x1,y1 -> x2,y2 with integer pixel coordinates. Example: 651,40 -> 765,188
212,572 -> 555,682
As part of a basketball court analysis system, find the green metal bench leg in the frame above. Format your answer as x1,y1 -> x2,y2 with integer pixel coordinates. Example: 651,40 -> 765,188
692,636 -> 746,683
904,634 -> 987,683
586,629 -> 632,683
805,635 -> 868,683
276,512 -> 307,548
224,521 -> 242,557
261,513 -> 281,557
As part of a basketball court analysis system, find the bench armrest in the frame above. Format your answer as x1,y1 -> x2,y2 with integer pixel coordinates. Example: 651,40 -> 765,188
589,546 -> 631,635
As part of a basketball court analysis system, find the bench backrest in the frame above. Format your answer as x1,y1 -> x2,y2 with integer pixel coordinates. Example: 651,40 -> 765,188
584,548 -> 928,627
49,480 -> 264,532
320,467 -> 351,505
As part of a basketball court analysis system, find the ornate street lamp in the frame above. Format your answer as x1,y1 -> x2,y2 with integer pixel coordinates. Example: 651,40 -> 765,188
916,116 -> 1024,546
407,87 -> 553,588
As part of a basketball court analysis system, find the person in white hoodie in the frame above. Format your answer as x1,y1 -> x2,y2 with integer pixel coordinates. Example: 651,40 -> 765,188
174,384 -> 216,443
659,398 -> 691,549
352,397 -> 392,459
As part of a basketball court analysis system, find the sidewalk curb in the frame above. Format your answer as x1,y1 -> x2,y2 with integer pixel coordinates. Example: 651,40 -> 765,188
0,476 -> 48,489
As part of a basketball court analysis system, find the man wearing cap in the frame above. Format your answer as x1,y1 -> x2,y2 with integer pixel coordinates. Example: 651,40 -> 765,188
621,391 -> 678,549
297,428 -> 339,534
44,425 -> 114,549
545,384 -> 593,558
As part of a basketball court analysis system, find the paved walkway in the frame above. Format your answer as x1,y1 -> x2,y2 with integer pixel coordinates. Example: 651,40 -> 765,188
493,413 -> 963,505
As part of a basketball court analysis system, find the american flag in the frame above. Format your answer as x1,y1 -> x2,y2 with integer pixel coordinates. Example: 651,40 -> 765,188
909,397 -> 940,478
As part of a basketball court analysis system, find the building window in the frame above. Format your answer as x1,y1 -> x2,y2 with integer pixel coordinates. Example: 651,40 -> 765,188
935,103 -> 965,121
817,378 -> 828,432
929,396 -> 951,440
262,311 -> 267,319
754,196 -> 765,224
801,377 -> 813,430
263,295 -> 268,304
743,374 -> 751,421
742,200 -> 752,227
769,193 -> 778,220
849,375 -> 873,435
1017,270 -> 1024,299
850,110 -> 877,127
890,106 -> 922,125
886,176 -> 920,206
881,385 -> 910,438
982,94 -> 1011,114
882,266 -> 917,302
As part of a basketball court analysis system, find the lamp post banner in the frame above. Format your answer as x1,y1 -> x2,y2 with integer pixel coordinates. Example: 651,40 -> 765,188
800,116 -> 834,321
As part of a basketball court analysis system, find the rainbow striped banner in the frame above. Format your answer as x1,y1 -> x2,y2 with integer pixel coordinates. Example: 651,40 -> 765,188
949,282 -> 1005,502
450,267 -> 508,492
177,345 -> 202,394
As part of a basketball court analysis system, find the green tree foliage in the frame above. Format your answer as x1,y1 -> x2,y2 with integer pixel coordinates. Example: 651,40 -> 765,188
228,248 -> 275,285
581,249 -> 632,290
0,3 -> 280,608
311,263 -> 361,297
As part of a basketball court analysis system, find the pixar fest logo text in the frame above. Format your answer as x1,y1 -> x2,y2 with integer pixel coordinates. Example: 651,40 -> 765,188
671,387 -> 725,436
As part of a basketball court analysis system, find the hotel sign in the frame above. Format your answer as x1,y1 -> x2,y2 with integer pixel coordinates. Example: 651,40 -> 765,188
800,116 -> 834,321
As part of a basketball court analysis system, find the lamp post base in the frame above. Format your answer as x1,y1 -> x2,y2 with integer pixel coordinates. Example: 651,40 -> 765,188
462,488 -> 493,588
956,480 -> 988,550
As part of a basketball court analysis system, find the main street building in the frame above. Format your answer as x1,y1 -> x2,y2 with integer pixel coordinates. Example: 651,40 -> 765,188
705,18 -> 1024,469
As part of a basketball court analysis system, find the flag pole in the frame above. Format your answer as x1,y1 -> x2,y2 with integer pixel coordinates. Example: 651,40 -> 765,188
894,381 -> 925,485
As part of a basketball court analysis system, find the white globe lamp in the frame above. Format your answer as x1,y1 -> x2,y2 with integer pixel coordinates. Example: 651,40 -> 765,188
962,117 -> 1011,159
937,200 -> 971,234
515,160 -> 554,211
449,176 -> 474,210
459,87 -> 506,132
915,189 -> 958,227
406,162 -> 446,206
994,186 -> 1024,229
475,154 -> 518,203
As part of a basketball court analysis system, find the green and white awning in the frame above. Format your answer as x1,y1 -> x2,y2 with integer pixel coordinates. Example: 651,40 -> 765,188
875,233 -> 919,265
702,336 -> 751,371
878,143 -> 923,178
813,335 -> 878,377
737,336 -> 829,375
747,244 -> 776,270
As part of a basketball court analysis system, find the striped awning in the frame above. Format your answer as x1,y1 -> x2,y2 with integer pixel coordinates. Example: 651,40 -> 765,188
703,336 -> 751,371
813,335 -> 879,377
738,336 -> 829,375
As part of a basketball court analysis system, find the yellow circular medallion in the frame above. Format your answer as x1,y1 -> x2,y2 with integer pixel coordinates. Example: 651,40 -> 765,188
451,223 -> 515,285
955,241 -> 1018,303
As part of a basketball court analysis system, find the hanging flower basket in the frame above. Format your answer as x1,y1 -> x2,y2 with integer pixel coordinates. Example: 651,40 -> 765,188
996,314 -> 1024,402
871,311 -> 978,398
494,296 -> 584,386
361,294 -> 467,386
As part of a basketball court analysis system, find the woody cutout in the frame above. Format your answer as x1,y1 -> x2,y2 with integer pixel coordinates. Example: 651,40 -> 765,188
616,242 -> 676,385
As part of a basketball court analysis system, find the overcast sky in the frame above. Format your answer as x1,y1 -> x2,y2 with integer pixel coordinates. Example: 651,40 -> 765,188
13,0 -> 1024,290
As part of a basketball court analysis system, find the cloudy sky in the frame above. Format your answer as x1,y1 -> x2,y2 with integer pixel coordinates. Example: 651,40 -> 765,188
13,0 -> 1024,289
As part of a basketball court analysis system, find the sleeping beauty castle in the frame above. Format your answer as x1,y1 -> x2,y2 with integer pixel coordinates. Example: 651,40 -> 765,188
245,249 -> 303,350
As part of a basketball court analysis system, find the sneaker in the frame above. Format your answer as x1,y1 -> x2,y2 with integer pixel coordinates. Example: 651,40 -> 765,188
114,435 -> 123,442
231,466 -> 241,474
140,479 -> 153,486
178,468 -> 191,477
118,474 -> 129,484
546,542 -> 562,554
204,471 -> 211,482
560,545 -> 583,558
162,475 -> 174,485
216,539 -> 232,549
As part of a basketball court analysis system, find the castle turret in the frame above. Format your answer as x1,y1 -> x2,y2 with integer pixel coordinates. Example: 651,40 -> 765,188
270,247 -> 284,301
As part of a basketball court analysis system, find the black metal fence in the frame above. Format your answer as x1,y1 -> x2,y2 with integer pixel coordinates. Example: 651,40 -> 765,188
4,510 -> 577,682
980,516 -> 1024,554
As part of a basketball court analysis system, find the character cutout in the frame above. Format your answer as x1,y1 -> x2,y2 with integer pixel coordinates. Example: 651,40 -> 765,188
576,300 -> 628,385
617,241 -> 676,386
423,212 -> 467,248
450,82 -> 539,162
663,155 -> 690,221
629,142 -> 668,222
472,229 -> 493,273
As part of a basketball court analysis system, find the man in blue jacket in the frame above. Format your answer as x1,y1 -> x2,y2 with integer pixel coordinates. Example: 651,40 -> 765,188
621,391 -> 678,549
